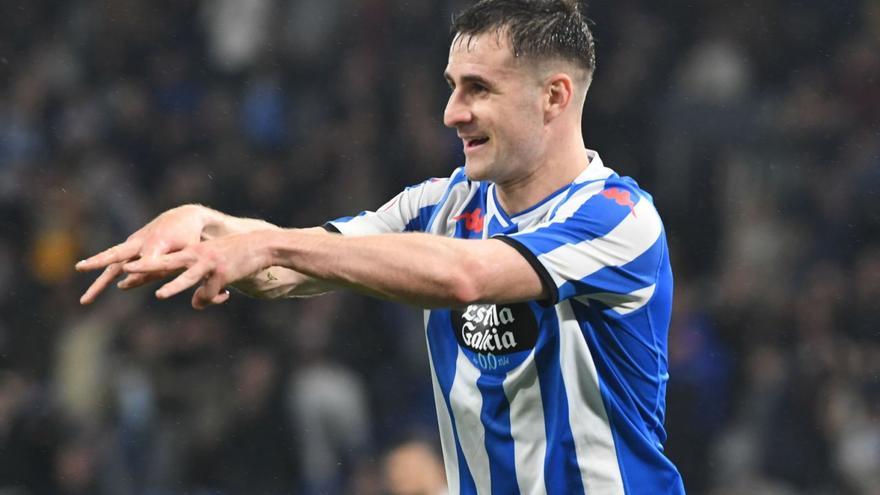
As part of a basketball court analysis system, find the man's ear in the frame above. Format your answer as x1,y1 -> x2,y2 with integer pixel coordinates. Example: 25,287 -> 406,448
544,73 -> 574,123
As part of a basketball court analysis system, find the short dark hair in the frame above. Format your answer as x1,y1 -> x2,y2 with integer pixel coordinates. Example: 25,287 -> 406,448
451,0 -> 596,77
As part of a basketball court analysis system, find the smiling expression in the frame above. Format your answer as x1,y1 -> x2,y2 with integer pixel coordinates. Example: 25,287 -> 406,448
443,33 -> 548,185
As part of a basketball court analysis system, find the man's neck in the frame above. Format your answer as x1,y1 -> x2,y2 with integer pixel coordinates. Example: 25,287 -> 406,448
495,135 -> 589,215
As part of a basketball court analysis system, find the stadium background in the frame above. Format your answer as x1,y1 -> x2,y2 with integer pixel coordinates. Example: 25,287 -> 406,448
1,0 -> 878,493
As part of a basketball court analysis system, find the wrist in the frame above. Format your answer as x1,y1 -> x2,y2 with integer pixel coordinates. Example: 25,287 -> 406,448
259,229 -> 286,269
262,228 -> 311,272
192,205 -> 228,240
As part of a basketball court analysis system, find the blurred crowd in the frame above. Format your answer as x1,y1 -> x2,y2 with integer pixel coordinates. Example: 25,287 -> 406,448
0,0 -> 877,494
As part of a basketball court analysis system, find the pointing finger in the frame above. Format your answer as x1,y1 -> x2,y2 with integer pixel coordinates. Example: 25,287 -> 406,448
124,251 -> 189,274
155,263 -> 207,300
76,240 -> 140,272
117,271 -> 175,290
79,263 -> 124,305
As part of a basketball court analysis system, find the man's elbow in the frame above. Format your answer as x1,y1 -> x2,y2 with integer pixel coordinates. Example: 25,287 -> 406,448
445,258 -> 489,306
440,242 -> 545,307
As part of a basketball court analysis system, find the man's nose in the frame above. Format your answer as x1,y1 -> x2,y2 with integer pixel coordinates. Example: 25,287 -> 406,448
443,93 -> 472,128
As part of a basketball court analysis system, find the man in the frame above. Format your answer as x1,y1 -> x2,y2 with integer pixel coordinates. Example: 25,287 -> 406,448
382,439 -> 448,495
77,0 -> 685,492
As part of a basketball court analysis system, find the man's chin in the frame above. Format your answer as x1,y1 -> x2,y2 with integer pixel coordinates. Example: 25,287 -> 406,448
463,160 -> 492,181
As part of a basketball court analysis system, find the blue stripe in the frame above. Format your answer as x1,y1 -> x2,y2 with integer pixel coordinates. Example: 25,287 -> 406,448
605,406 -> 685,494
426,310 -> 478,495
513,185 -> 640,257
476,373 -> 519,495
404,204 -> 437,232
532,305 -> 586,494
486,215 -> 509,237
557,235 -> 664,301
570,290 -> 684,493
546,173 -> 619,219
329,211 -> 369,224
426,168 -> 469,232
572,303 -> 665,432
489,185 -> 513,225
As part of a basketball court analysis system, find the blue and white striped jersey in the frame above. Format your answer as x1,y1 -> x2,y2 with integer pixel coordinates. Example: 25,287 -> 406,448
328,150 -> 685,494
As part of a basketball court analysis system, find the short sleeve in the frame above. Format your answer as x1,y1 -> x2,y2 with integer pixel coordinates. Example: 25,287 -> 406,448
327,174 -> 454,236
496,179 -> 667,308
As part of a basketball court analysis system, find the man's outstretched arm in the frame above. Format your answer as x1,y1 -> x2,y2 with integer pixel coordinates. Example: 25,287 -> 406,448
122,229 -> 547,309
75,205 -> 332,304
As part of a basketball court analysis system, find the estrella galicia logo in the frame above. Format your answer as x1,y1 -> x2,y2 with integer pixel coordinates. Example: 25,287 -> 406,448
451,303 -> 538,355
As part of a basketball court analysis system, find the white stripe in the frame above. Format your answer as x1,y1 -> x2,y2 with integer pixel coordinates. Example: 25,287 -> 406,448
541,198 -> 662,289
431,181 -> 480,236
576,283 -> 657,315
331,215 -> 397,236
503,354 -> 548,495
540,181 -> 607,228
333,169 -> 470,236
425,313 -> 461,494
492,152 -> 611,233
487,185 -> 511,229
557,302 -> 625,494
449,350 -> 492,494
332,177 -> 450,235
497,173 -> 612,238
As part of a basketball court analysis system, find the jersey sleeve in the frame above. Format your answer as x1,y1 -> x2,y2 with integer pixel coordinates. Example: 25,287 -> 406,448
326,172 -> 456,236
495,178 -> 667,308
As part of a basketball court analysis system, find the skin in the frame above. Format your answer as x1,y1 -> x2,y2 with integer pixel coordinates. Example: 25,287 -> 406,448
382,441 -> 447,495
76,32 -> 592,310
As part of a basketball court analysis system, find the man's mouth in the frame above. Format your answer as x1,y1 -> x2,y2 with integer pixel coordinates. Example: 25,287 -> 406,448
466,137 -> 490,149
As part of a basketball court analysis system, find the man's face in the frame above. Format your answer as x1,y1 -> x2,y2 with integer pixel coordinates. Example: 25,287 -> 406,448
444,33 -> 546,184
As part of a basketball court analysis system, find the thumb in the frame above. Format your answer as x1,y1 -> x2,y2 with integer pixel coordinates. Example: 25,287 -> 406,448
192,287 -> 230,309
212,290 -> 231,305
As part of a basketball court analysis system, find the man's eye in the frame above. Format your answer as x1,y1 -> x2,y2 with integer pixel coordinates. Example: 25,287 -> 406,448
472,84 -> 488,94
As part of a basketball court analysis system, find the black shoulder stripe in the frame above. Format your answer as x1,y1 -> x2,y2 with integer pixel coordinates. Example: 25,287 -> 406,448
493,235 -> 558,307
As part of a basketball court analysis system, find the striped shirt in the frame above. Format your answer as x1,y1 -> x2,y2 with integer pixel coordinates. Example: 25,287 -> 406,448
328,150 -> 685,494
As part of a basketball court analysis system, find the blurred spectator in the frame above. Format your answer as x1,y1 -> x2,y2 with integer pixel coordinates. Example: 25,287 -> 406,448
285,295 -> 371,494
381,438 -> 447,495
202,0 -> 275,73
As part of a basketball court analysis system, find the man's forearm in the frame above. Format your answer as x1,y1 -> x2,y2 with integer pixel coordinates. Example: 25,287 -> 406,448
233,265 -> 336,299
194,206 -> 335,298
260,229 -> 546,308
198,205 -> 282,240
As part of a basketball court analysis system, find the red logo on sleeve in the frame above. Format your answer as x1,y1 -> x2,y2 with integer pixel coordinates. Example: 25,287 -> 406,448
453,208 -> 485,233
600,188 -> 637,217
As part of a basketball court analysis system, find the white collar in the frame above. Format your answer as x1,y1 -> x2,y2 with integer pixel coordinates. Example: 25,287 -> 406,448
574,149 -> 615,183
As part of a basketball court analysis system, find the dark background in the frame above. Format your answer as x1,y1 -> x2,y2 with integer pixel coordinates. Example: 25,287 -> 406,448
0,0 -> 878,493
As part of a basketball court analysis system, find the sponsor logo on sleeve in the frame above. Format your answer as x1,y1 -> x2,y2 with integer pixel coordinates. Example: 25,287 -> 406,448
600,187 -> 637,217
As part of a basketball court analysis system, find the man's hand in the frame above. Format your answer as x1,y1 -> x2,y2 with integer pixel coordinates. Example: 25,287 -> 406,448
121,231 -> 274,309
75,204 -> 209,304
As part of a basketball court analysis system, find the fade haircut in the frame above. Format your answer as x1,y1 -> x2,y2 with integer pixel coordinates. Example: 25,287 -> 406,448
451,0 -> 597,81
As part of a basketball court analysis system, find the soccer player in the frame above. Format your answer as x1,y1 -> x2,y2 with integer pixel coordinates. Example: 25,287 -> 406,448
77,0 -> 685,493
